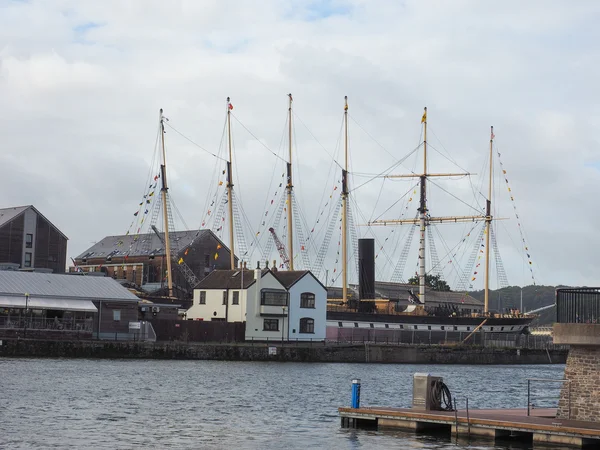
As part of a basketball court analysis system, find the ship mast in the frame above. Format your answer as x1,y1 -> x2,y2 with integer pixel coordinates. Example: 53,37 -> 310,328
286,93 -> 294,270
484,126 -> 494,313
342,96 -> 349,304
226,97 -> 235,270
159,108 -> 174,298
418,108 -> 428,303
366,107 -> 482,306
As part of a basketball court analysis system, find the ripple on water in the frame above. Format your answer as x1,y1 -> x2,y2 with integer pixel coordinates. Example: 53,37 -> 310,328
0,358 -> 566,449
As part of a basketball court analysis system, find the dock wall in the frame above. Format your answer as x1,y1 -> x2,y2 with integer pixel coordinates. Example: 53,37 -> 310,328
0,338 -> 567,364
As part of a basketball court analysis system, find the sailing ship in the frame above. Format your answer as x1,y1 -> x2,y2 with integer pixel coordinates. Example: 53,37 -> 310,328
101,97 -> 534,342
324,100 -> 534,342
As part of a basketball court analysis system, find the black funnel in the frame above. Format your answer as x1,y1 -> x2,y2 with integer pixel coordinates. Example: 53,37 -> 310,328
358,238 -> 375,300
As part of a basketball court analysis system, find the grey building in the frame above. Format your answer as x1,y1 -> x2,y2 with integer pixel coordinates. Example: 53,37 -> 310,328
0,271 -> 141,340
0,205 -> 68,273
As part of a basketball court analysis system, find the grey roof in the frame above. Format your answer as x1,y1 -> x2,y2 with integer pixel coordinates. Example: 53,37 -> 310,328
196,269 -> 269,290
0,205 -> 29,228
0,271 -> 139,301
0,205 -> 68,240
75,229 -> 211,259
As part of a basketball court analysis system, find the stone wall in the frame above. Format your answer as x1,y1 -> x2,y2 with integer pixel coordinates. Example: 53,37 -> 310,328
0,338 -> 567,364
557,346 -> 600,421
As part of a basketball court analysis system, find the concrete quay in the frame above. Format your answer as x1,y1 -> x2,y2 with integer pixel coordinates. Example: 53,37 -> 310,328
0,338 -> 567,364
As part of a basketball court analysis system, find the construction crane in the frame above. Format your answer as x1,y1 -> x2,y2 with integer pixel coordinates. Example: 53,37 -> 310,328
269,227 -> 290,270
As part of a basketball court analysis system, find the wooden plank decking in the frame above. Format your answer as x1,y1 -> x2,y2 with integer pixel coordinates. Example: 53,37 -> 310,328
339,406 -> 600,448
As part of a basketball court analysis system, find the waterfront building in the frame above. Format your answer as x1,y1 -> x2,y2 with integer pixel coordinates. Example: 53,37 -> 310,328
186,265 -> 327,341
72,229 -> 236,306
0,205 -> 67,274
0,270 -> 141,340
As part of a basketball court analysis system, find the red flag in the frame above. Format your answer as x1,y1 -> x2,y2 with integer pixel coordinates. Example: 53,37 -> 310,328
228,103 -> 233,110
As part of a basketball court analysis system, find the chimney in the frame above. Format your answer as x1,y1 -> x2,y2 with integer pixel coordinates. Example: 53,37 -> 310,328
272,259 -> 278,272
243,261 -> 247,270
256,261 -> 260,269
358,238 -> 375,300
265,260 -> 269,270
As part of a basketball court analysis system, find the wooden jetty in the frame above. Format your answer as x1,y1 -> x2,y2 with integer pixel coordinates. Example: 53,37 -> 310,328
339,406 -> 600,448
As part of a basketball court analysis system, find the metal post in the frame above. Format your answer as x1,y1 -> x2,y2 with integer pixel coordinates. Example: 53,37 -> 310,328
466,398 -> 470,437
351,379 -> 361,409
527,379 -> 531,416
24,292 -> 29,338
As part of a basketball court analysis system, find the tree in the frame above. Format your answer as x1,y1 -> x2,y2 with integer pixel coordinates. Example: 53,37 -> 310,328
407,273 -> 451,292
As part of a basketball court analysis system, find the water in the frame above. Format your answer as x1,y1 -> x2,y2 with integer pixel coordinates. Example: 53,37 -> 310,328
1,359 -> 565,449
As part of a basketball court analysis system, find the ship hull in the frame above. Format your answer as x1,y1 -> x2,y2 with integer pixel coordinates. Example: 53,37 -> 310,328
327,311 -> 533,334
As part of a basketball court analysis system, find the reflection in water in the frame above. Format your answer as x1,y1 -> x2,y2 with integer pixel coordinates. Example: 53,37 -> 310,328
1,358 -> 566,449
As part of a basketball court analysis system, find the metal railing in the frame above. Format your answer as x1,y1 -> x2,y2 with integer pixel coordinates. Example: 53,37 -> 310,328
527,378 -> 571,418
556,287 -> 600,323
0,316 -> 93,332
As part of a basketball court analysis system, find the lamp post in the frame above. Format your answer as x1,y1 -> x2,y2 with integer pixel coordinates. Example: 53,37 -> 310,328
24,292 -> 29,338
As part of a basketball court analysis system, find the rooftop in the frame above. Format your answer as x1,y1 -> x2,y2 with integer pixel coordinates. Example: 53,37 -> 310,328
0,271 -> 139,301
75,229 -> 212,260
0,205 -> 68,240
195,269 -> 269,290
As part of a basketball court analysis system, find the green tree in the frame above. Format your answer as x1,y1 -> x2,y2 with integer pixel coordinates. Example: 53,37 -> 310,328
407,273 -> 451,291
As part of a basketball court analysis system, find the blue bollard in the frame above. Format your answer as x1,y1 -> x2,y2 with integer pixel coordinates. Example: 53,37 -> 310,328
351,378 -> 361,408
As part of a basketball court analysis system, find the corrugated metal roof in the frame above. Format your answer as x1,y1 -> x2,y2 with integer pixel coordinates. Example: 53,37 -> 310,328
0,271 -> 139,301
75,230 -> 209,259
0,205 -> 30,228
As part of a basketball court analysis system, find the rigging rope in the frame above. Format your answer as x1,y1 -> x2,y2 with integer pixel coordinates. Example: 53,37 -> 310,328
494,144 -> 536,285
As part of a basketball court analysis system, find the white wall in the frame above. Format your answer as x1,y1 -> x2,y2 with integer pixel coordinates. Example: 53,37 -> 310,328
287,273 -> 327,341
187,288 -> 227,321
244,272 -> 288,341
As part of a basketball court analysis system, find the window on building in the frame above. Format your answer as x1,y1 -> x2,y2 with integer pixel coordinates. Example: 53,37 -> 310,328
299,318 -> 315,334
232,291 -> 239,305
260,289 -> 288,306
300,292 -> 315,308
113,310 -> 121,321
223,291 -> 228,305
24,252 -> 32,268
204,254 -> 210,268
199,291 -> 206,305
25,234 -> 33,249
263,318 -> 279,331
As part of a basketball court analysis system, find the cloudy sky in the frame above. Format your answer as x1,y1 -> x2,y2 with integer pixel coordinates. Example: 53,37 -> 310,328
1,0 -> 599,289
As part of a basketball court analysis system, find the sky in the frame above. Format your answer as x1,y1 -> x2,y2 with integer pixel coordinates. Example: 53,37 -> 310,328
1,0 -> 600,289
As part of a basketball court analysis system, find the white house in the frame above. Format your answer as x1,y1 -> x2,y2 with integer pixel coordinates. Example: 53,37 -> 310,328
271,270 -> 327,342
186,268 -> 326,341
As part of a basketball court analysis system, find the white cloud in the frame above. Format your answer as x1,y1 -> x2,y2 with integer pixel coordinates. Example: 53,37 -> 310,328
1,0 -> 599,289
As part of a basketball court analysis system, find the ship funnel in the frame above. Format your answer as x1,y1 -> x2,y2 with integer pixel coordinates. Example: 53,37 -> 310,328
358,238 -> 375,300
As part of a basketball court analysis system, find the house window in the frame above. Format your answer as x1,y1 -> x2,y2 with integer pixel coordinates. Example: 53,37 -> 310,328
24,252 -> 32,268
299,318 -> 314,334
25,234 -> 33,249
260,289 -> 288,306
263,318 -> 279,331
204,254 -> 210,268
300,292 -> 315,308
223,291 -> 228,305
199,291 -> 206,305
232,291 -> 239,305
113,310 -> 121,321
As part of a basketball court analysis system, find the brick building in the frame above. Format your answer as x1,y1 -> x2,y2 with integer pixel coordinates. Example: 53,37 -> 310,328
72,229 -> 236,306
0,205 -> 67,273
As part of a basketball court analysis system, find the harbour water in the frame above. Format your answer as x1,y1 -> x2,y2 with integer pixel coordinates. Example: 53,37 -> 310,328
2,359 -> 565,449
